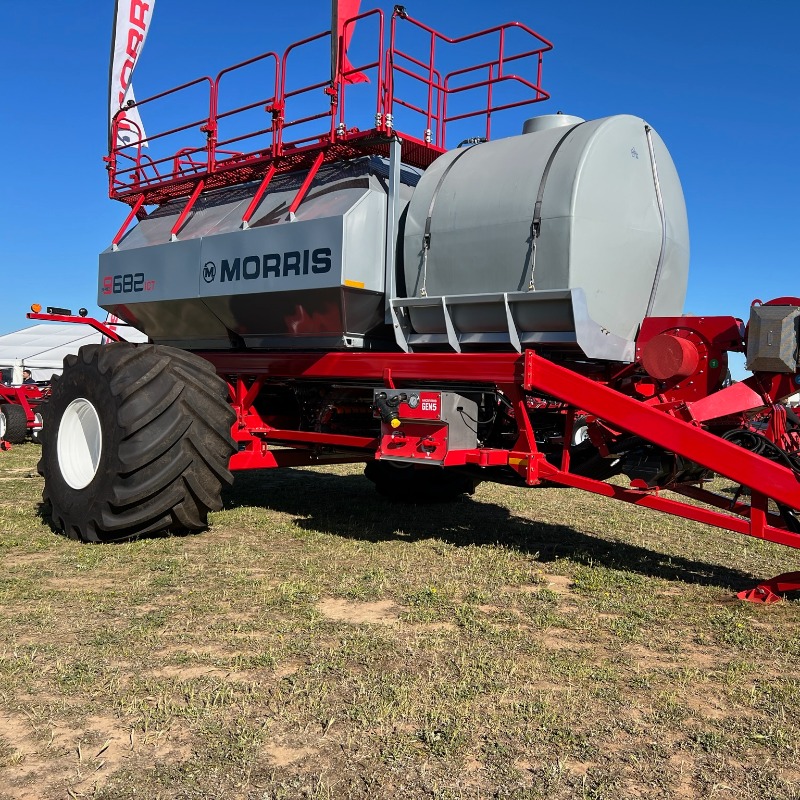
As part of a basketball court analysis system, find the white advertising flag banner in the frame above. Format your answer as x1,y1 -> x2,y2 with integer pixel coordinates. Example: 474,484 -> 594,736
109,0 -> 154,148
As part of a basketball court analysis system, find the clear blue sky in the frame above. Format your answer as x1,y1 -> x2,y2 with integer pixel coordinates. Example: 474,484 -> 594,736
1,1 -> 798,377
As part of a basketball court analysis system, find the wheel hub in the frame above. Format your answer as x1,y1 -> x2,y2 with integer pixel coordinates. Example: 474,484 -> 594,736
57,398 -> 103,489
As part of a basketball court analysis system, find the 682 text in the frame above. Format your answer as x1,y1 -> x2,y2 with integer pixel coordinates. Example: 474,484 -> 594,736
101,274 -> 156,295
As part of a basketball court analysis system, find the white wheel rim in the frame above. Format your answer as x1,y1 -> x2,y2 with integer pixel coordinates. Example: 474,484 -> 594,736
57,398 -> 103,490
0,412 -> 6,440
573,425 -> 589,446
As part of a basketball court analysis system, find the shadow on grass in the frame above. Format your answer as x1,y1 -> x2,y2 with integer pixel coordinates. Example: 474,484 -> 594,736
224,467 -> 761,593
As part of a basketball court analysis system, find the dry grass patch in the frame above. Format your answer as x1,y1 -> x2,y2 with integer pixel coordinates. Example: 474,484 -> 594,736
0,444 -> 799,798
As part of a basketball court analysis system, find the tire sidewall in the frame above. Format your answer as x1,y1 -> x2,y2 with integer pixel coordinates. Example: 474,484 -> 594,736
42,357 -> 122,523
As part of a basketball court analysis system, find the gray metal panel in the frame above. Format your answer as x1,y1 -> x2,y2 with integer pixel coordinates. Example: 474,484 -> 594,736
252,186 -> 367,228
391,288 -> 634,361
99,237 -> 203,304
199,287 -> 385,349
172,185 -> 254,240
199,217 -> 344,296
99,238 -> 234,346
106,299 -> 232,348
343,191 -> 387,291
101,169 -> 393,348
746,305 -> 800,373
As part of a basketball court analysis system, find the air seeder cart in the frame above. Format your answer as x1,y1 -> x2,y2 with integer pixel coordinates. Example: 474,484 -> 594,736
31,7 -> 800,602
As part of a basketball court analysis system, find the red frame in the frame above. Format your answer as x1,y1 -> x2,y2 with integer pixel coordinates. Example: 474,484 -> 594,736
3,312 -> 125,438
0,384 -> 47,434
27,312 -> 123,343
25,310 -> 800,595
192,335 -> 800,557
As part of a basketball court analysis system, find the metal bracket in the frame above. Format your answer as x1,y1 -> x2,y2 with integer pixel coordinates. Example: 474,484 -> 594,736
170,179 -> 205,241
287,150 -> 325,222
390,300 -> 412,353
241,164 -> 277,229
112,195 -> 146,250
503,293 -> 522,353
737,572 -> 800,604
442,298 -> 461,352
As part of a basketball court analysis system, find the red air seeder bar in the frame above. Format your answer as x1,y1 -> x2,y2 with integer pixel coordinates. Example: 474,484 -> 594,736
197,347 -> 798,545
192,332 -> 800,604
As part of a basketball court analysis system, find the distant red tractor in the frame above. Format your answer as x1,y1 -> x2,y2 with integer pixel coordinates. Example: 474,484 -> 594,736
0,384 -> 47,446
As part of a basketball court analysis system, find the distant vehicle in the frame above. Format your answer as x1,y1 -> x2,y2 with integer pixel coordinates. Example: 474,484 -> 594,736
0,383 -> 48,445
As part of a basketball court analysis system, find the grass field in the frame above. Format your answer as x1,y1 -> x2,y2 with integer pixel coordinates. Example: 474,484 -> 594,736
1,442 -> 800,799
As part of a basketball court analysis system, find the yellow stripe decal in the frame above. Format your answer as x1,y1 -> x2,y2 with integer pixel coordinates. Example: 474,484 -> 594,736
344,279 -> 365,289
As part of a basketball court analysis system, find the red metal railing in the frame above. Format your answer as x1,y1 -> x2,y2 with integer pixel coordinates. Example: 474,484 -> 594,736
108,75 -> 215,194
387,11 -> 551,148
213,50 -> 282,168
107,7 -> 551,208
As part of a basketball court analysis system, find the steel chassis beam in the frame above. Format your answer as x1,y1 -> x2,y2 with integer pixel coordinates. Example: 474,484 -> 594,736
198,348 -> 800,556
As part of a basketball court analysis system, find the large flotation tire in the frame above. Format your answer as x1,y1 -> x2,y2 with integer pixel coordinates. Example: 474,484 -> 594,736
38,343 -> 236,543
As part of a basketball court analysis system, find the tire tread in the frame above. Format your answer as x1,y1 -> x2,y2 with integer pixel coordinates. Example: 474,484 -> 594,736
40,343 -> 235,542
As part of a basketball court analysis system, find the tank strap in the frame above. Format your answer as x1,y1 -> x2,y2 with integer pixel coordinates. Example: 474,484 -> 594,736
644,124 -> 668,317
419,143 -> 483,297
526,122 -> 586,291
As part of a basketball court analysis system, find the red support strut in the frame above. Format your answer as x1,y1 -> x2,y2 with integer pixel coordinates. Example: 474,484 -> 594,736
737,573 -> 800,604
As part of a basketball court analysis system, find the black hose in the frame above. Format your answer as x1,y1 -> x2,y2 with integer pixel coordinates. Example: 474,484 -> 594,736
722,427 -> 800,533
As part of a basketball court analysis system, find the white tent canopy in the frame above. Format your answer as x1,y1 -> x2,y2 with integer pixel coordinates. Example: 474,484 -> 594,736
0,322 -> 147,382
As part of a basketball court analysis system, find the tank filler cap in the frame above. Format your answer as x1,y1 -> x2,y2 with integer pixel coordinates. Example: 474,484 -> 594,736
522,114 -> 585,135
